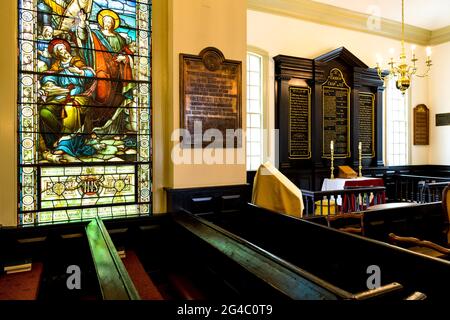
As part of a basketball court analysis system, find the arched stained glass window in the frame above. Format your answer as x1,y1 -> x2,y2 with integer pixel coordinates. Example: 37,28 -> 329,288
18,0 -> 152,225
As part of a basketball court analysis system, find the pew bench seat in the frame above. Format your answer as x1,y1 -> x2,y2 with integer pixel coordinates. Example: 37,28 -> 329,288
122,250 -> 164,300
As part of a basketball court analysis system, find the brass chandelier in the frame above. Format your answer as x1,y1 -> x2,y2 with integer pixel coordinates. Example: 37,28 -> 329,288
375,0 -> 432,94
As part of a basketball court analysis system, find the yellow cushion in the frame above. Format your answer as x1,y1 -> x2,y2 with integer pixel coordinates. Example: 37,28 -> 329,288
314,200 -> 337,216
252,162 -> 304,218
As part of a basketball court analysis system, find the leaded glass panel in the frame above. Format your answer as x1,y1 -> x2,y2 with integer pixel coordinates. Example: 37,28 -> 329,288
18,0 -> 152,225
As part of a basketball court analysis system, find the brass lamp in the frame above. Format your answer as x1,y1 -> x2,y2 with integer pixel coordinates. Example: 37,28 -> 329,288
375,0 -> 432,94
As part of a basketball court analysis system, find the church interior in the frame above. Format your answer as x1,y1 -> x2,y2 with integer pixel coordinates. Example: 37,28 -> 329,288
1,0 -> 450,304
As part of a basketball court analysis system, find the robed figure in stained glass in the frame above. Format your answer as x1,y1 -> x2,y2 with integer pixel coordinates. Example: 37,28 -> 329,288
76,9 -> 136,134
38,38 -> 97,162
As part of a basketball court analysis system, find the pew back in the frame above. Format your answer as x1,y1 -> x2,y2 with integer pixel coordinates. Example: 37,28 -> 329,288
196,203 -> 450,300
86,218 -> 140,300
362,202 -> 446,243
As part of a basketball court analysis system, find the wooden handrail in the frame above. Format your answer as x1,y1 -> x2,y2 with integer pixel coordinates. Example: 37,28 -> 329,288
352,282 -> 403,300
301,186 -> 385,197
86,218 -> 140,300
395,174 -> 450,181
388,233 -> 450,256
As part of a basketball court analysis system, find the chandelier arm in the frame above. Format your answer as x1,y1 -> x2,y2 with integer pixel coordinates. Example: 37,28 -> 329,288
414,67 -> 431,78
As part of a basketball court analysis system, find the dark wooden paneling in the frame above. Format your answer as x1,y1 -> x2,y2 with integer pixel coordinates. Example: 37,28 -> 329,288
165,184 -> 251,214
275,48 -> 386,171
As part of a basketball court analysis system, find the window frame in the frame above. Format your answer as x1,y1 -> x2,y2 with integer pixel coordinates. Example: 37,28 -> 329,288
246,46 -> 269,171
383,78 -> 411,166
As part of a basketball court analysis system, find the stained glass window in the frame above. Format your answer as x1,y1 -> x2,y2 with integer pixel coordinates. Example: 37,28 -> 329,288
18,0 -> 152,225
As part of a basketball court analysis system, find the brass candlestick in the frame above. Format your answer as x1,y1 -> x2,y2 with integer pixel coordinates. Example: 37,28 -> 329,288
358,142 -> 363,177
330,143 -> 335,179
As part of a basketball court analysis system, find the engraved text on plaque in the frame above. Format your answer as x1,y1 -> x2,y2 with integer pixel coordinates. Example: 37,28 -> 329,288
289,86 -> 311,159
322,68 -> 351,158
359,92 -> 375,157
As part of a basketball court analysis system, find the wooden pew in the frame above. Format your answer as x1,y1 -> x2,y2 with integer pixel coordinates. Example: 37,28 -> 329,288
85,218 -> 140,300
5,215 -> 318,300
195,203 -> 450,300
0,218 -> 142,300
362,198 -> 449,259
172,211 -> 407,300
363,202 -> 447,245
0,222 -> 96,300
104,215 -> 339,300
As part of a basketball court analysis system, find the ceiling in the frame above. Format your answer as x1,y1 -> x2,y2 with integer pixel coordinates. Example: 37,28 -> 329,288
312,0 -> 450,30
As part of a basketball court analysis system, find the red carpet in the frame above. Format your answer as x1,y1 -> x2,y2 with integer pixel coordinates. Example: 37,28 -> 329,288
0,262 -> 43,300
122,251 -> 164,300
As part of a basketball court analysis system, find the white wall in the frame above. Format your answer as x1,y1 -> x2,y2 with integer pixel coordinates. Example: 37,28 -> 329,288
247,9 -> 431,166
429,41 -> 450,165
169,0 -> 247,188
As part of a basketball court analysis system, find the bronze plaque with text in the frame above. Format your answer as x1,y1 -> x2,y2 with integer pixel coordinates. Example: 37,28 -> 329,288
289,86 -> 311,159
359,92 -> 375,157
180,47 -> 242,148
322,68 -> 351,158
436,113 -> 450,126
414,104 -> 429,145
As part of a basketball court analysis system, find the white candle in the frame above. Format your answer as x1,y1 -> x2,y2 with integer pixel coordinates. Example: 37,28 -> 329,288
426,47 -> 432,57
375,54 -> 382,66
330,140 -> 334,152
389,48 -> 395,59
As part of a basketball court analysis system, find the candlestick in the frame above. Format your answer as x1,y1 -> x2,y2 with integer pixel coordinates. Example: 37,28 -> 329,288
330,140 -> 335,179
358,141 -> 362,178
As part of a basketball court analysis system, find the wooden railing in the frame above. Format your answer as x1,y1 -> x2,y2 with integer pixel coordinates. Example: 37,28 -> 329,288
391,174 -> 450,203
301,186 -> 386,217
419,181 -> 450,203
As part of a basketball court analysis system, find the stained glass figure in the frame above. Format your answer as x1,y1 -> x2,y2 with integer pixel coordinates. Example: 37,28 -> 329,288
18,0 -> 152,225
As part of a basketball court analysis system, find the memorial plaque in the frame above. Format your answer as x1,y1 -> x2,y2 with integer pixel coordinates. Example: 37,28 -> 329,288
322,68 -> 351,158
359,92 -> 375,157
289,86 -> 311,159
180,47 -> 242,148
436,113 -> 450,127
414,104 -> 429,145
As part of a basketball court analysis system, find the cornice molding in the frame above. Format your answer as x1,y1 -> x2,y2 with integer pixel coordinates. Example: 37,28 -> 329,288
248,0 -> 450,46
430,25 -> 450,46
